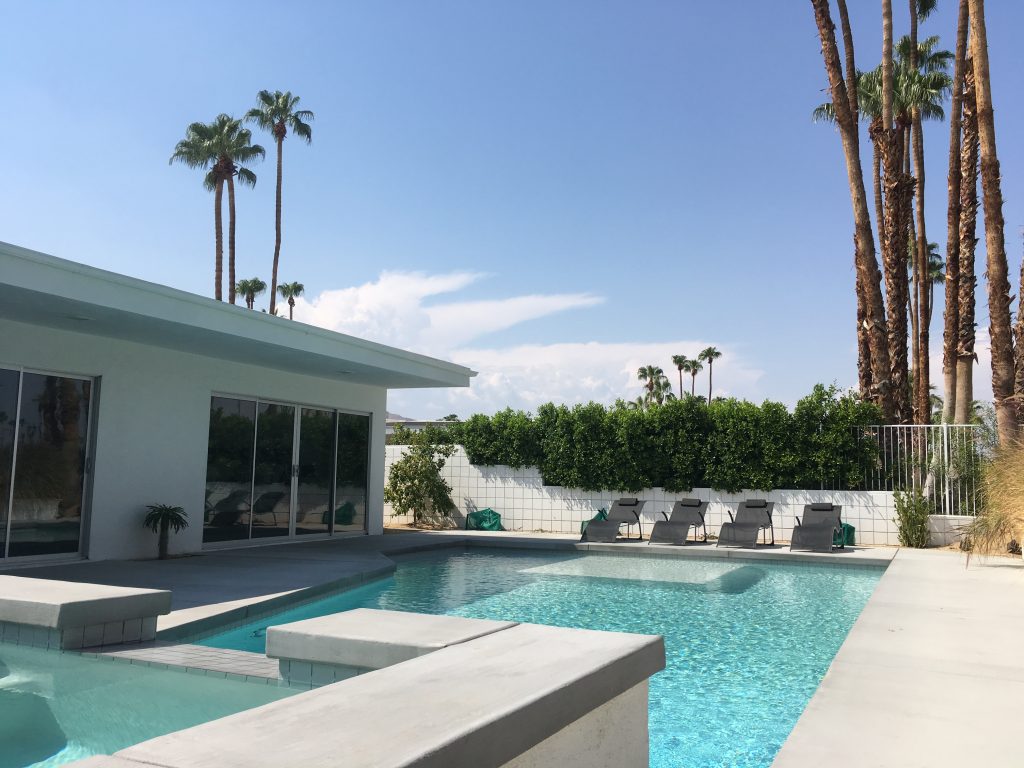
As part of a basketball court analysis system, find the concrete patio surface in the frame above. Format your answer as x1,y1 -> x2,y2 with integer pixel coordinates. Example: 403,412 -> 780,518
773,547 -> 1024,767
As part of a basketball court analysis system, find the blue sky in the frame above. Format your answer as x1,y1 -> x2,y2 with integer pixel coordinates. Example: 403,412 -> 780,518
1,1 -> 1021,418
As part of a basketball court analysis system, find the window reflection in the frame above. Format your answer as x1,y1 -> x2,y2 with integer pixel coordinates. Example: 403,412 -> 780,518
0,369 -> 21,556
203,397 -> 369,543
252,403 -> 293,538
8,373 -> 91,557
296,408 -> 335,535
335,413 -> 369,534
204,397 -> 256,543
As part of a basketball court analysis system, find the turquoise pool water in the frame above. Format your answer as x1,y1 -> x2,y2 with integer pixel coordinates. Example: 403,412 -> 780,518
0,642 -> 296,768
202,550 -> 883,768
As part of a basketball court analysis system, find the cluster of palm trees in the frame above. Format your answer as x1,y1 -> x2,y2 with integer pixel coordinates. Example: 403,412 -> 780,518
631,348 -> 723,408
811,0 -> 1021,445
235,277 -> 305,318
170,90 -> 313,318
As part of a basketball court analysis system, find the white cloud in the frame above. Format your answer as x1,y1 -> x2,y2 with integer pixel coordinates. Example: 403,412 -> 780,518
293,270 -> 602,353
294,270 -> 763,419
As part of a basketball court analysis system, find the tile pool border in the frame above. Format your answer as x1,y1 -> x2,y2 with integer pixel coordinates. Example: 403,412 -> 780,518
166,536 -> 894,643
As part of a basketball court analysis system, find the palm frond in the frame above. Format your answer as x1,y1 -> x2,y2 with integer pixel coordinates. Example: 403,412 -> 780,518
235,167 -> 258,188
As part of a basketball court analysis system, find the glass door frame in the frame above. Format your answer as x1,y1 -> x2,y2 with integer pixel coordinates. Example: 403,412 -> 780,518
206,391 -> 372,548
0,363 -> 96,561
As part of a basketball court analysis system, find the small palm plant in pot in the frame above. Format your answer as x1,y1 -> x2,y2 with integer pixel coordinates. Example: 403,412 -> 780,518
143,504 -> 189,560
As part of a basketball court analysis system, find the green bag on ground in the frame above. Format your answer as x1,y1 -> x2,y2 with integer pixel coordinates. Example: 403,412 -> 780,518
834,523 -> 855,547
465,508 -> 504,531
580,509 -> 608,535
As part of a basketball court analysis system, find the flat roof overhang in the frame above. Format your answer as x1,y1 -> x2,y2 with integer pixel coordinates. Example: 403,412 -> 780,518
0,242 -> 476,389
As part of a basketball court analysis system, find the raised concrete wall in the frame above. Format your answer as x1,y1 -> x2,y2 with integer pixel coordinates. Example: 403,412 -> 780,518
3,319 -> 387,560
502,682 -> 648,768
385,447 -> 899,545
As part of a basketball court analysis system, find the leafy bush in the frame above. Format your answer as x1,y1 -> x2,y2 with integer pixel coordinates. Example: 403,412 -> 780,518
384,426 -> 457,525
894,488 -> 932,548
391,385 -> 879,493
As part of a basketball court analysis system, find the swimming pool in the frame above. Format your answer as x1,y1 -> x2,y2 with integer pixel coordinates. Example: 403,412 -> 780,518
202,550 -> 882,768
0,642 -> 296,768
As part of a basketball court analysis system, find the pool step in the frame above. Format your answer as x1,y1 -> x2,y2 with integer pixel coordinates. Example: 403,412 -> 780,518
85,641 -> 287,685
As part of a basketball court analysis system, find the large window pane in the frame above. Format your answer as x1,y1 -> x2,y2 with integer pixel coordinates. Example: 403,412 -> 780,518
0,369 -> 20,556
334,413 -> 369,534
252,403 -> 294,538
9,373 -> 91,557
204,397 -> 256,543
296,408 -> 335,536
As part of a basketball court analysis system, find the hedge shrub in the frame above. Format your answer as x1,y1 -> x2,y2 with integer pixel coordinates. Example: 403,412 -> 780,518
392,384 -> 881,493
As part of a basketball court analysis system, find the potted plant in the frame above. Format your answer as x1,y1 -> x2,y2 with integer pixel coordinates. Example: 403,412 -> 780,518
143,504 -> 189,560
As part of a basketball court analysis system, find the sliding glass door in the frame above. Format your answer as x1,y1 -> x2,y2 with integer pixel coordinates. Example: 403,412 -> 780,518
0,367 -> 93,559
204,395 -> 370,545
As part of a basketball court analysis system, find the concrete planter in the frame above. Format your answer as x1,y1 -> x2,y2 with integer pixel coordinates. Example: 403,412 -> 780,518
928,514 -> 973,547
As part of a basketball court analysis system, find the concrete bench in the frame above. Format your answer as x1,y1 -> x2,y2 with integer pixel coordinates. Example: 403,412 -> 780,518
92,620 -> 665,768
0,575 -> 172,650
266,608 -> 517,686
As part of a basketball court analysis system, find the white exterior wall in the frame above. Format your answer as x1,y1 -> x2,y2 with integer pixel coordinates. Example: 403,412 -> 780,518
385,447 -> 899,546
3,319 -> 387,561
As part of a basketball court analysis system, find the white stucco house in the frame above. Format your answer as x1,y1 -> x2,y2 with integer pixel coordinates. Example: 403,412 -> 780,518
0,241 -> 474,563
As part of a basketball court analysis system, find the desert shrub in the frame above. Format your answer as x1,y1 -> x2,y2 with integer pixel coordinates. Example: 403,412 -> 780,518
894,488 -> 932,548
962,443 -> 1024,562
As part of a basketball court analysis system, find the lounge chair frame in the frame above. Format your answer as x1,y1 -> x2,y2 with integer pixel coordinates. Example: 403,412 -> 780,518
648,499 -> 709,545
716,499 -> 775,549
790,503 -> 844,553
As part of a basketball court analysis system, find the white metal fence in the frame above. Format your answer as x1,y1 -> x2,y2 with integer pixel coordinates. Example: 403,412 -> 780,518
858,424 -> 983,516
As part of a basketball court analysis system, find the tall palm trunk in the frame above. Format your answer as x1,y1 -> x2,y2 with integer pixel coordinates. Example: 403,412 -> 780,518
690,374 -> 696,397
288,297 -> 295,320
955,64 -> 979,424
269,130 -> 284,316
214,177 -> 224,301
943,0 -> 970,423
811,0 -> 894,421
968,0 -> 1017,444
706,361 -> 713,405
837,0 -> 871,398
856,273 -> 872,395
227,170 -> 237,305
678,370 -> 683,399
909,1 -> 929,425
872,140 -> 885,264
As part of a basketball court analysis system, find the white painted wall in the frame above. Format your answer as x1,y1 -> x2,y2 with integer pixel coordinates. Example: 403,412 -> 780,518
3,319 -> 387,560
385,447 -> 899,546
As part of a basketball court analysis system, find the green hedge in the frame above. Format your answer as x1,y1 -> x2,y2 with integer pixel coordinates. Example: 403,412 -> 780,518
399,385 -> 880,493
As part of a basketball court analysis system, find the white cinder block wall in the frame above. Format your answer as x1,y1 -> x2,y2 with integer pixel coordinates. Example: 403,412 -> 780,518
384,447 -> 898,546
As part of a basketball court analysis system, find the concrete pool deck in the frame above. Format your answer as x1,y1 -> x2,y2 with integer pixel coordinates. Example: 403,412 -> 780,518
4,531 -> 1021,767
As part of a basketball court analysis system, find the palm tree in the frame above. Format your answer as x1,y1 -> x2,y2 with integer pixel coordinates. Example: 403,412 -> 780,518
277,281 -> 305,320
637,365 -> 665,402
671,354 -> 689,398
698,347 -> 722,404
955,60 -> 979,425
170,115 -> 264,304
236,277 -> 267,310
246,91 -> 314,317
968,0 -> 1016,444
943,0 -> 970,423
683,358 -> 703,397
810,0 -> 893,421
170,123 -> 225,301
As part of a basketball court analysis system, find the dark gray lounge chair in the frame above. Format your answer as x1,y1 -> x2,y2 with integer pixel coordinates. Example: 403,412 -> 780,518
580,498 -> 647,542
648,499 -> 709,545
716,499 -> 775,548
790,503 -> 844,553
